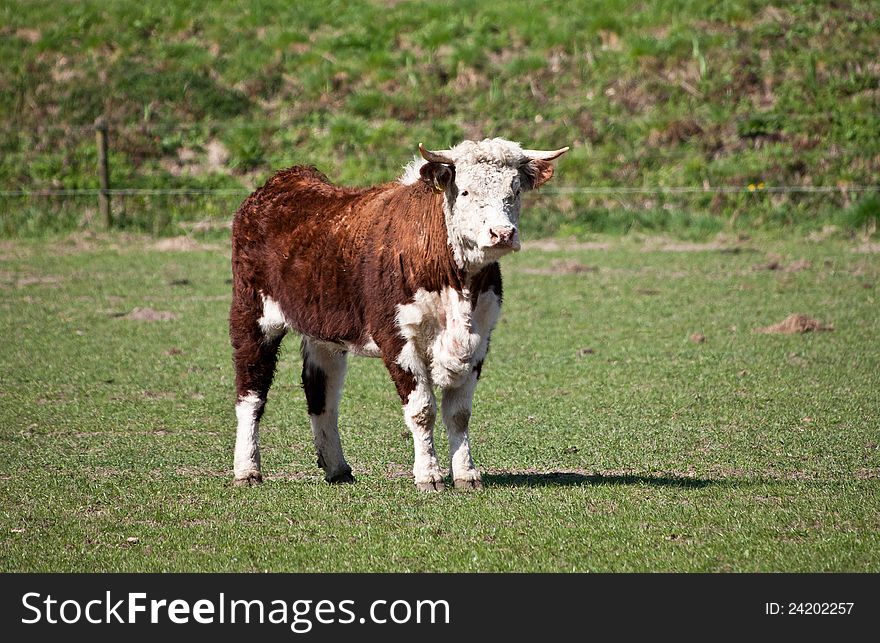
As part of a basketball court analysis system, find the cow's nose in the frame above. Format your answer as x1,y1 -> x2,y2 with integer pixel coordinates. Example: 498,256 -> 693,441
489,226 -> 517,247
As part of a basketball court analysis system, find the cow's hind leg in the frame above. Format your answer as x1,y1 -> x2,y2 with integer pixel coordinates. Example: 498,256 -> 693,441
301,338 -> 353,483
442,371 -> 482,490
230,305 -> 284,486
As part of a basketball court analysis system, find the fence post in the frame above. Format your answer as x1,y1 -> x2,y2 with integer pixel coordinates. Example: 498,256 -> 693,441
94,117 -> 111,228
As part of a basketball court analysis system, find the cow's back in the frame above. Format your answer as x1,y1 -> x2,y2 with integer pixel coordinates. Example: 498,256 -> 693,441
231,163 -> 464,346
231,166 -> 368,340
233,166 -> 359,249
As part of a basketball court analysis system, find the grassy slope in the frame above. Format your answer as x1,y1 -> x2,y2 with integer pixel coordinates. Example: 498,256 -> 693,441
1,0 -> 879,235
1,233 -> 877,571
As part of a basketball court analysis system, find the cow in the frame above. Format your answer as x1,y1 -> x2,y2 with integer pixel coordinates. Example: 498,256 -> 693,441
229,137 -> 568,491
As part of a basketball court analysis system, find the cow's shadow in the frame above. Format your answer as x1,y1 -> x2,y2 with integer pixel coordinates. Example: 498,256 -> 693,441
482,471 -> 715,489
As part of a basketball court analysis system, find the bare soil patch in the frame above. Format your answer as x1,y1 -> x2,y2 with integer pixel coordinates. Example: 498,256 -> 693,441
640,235 -> 754,254
0,240 -> 33,261
523,239 -> 611,252
520,259 -> 599,275
124,307 -> 178,322
755,313 -> 834,334
752,254 -> 812,272
152,236 -> 220,252
853,242 -> 880,254
0,271 -> 62,288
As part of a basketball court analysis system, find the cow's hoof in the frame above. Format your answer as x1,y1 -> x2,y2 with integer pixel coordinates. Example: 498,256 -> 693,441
326,469 -> 356,484
416,479 -> 446,492
233,471 -> 263,487
454,477 -> 484,491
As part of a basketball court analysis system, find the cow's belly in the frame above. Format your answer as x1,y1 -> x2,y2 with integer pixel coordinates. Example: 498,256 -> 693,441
258,286 -> 501,385
396,286 -> 501,389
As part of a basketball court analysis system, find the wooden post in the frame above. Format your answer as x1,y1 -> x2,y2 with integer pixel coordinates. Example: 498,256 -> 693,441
94,117 -> 111,228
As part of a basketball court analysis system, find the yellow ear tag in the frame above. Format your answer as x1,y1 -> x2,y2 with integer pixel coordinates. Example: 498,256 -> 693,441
433,183 -> 444,194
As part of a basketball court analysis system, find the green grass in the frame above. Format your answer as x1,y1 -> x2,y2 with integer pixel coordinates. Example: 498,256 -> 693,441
1,0 -> 879,236
1,232 -> 878,571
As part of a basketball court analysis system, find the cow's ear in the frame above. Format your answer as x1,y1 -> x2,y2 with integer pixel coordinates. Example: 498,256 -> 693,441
521,160 -> 554,190
420,162 -> 454,193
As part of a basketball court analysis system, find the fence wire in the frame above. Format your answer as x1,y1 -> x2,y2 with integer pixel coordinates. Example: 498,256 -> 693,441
1,185 -> 878,198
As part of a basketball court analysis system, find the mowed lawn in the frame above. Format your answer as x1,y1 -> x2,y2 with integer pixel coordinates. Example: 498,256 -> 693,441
0,232 -> 878,572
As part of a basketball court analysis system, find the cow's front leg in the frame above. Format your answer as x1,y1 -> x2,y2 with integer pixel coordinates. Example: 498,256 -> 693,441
405,378 -> 443,491
382,352 -> 443,491
442,371 -> 482,490
301,338 -> 353,484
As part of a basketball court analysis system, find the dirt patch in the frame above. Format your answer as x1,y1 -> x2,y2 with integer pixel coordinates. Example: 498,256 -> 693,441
785,259 -> 813,272
0,271 -> 62,288
755,313 -> 834,334
690,332 -> 706,344
853,242 -> 880,254
152,236 -> 216,252
160,138 -> 230,177
0,240 -> 33,261
16,275 -> 62,287
521,259 -> 599,275
33,232 -> 146,256
15,28 -> 41,43
124,307 -> 178,322
640,235 -> 753,253
522,239 -> 611,252
807,225 -> 839,242
752,254 -> 812,272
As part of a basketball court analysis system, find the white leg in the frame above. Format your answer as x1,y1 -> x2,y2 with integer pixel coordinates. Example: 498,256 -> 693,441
404,379 -> 444,491
234,391 -> 264,485
442,372 -> 482,489
302,338 -> 353,483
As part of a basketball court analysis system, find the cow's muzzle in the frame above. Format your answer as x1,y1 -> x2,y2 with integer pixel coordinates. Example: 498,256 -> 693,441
488,226 -> 520,250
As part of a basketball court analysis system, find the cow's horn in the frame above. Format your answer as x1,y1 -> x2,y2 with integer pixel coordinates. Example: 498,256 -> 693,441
419,143 -> 455,165
521,147 -> 570,162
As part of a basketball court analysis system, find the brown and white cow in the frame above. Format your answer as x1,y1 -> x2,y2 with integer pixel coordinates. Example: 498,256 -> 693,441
229,138 -> 567,491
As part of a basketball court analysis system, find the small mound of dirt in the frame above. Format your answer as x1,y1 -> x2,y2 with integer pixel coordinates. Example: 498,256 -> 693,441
753,258 -> 783,271
752,255 -> 812,272
755,314 -> 833,334
125,307 -> 178,322
786,259 -> 812,272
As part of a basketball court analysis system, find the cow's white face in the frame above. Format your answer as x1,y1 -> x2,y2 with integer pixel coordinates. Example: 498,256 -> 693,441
446,161 -> 524,269
404,138 -> 568,272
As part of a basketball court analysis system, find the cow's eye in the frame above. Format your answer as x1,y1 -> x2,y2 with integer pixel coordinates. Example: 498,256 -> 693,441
460,190 -> 469,197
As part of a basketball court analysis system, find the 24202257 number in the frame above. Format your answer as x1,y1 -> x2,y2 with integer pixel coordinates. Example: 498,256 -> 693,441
765,602 -> 854,615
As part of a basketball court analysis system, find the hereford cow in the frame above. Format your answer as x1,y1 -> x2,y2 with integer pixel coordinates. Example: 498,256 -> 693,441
230,137 -> 568,491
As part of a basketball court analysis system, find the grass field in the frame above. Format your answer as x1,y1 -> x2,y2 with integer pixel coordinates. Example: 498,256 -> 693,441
2,0 -> 878,236
1,231 -> 878,572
